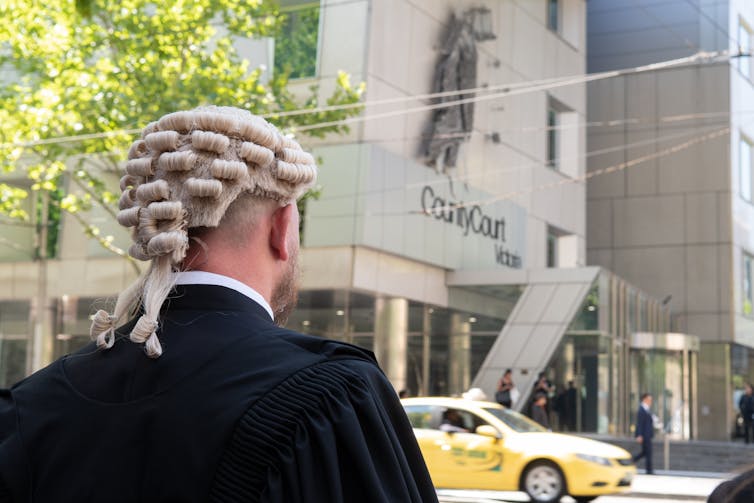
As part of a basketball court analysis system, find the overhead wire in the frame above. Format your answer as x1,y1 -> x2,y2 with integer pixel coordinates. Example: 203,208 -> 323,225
392,125 -> 731,215
306,123 -> 732,211
2,112 -> 742,212
290,50 -> 734,134
361,110 -> 745,144
0,49 -> 738,150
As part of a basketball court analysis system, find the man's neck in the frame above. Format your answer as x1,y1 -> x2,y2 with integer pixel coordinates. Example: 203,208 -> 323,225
174,271 -> 274,321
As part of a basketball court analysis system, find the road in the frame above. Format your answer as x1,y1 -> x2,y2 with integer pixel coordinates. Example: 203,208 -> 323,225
436,472 -> 724,502
438,491 -> 705,502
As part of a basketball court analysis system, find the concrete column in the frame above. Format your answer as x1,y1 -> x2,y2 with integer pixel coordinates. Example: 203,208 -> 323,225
374,297 -> 408,391
448,313 -> 471,395
697,342 -> 730,440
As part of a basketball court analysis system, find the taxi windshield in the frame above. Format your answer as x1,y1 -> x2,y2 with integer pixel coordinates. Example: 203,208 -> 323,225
483,407 -> 547,433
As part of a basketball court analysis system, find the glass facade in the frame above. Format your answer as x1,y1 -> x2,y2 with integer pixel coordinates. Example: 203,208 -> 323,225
545,270 -> 697,438
0,271 -> 697,440
0,300 -> 30,387
630,343 -> 696,440
289,288 -> 518,397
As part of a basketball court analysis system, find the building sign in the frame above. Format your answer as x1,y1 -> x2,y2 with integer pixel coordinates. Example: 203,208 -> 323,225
419,185 -> 522,268
304,144 -> 526,271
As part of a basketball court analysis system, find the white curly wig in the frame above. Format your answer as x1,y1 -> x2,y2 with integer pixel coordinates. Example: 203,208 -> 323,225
89,106 -> 317,357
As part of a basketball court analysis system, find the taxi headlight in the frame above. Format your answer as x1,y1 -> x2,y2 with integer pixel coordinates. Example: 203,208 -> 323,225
575,453 -> 612,466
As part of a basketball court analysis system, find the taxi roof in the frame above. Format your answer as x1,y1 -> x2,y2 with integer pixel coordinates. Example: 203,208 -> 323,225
400,396 -> 504,410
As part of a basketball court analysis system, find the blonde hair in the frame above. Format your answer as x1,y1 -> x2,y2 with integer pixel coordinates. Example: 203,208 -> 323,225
90,106 -> 317,357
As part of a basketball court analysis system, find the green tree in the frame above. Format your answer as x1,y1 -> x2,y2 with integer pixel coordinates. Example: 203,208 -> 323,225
0,0 -> 363,268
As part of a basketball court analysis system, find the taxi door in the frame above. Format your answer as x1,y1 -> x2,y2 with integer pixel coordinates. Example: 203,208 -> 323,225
432,410 -> 505,490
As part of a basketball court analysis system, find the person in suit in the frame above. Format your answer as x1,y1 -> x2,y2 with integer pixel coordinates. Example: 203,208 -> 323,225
633,393 -> 655,475
739,383 -> 754,444
0,106 -> 438,502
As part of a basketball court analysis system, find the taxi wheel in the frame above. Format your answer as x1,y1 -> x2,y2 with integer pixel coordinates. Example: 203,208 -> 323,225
522,460 -> 565,503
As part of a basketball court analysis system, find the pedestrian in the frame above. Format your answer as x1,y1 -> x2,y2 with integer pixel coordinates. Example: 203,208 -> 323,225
0,106 -> 438,502
495,368 -> 515,407
633,393 -> 655,475
531,392 -> 550,429
530,371 -> 554,416
555,380 -> 578,431
739,383 -> 754,444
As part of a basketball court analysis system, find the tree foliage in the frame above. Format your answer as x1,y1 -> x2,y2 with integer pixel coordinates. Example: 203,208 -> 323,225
0,0 -> 363,263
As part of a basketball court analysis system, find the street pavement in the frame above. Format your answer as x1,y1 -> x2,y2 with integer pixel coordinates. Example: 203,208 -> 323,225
436,470 -> 730,502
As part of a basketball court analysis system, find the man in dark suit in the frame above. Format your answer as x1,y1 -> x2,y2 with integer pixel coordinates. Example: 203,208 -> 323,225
0,107 -> 438,502
633,393 -> 655,474
739,383 -> 754,443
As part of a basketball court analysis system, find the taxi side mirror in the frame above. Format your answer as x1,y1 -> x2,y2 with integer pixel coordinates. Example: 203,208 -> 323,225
475,424 -> 502,440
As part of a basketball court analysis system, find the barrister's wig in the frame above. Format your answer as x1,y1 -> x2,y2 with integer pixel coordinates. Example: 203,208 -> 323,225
89,106 -> 317,357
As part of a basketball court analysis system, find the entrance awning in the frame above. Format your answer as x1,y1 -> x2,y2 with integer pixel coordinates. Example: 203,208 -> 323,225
449,267 -> 601,411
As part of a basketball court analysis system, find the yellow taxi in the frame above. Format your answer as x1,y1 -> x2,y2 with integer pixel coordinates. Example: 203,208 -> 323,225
402,397 -> 635,503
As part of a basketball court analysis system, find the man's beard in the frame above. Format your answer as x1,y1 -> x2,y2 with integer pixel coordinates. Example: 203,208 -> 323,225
271,250 -> 300,327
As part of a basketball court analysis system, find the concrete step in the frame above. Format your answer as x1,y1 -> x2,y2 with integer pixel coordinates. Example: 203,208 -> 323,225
581,434 -> 754,473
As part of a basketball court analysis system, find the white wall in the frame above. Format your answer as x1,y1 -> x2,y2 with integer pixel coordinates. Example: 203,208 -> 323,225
307,0 -> 588,274
730,0 -> 754,347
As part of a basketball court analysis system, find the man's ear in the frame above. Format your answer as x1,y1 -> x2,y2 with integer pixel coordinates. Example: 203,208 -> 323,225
269,203 -> 294,261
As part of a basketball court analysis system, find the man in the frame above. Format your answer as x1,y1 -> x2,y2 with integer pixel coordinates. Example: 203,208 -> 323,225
0,107 -> 438,502
439,409 -> 469,433
531,392 -> 550,429
633,393 -> 655,475
739,383 -> 754,444
555,380 -> 577,432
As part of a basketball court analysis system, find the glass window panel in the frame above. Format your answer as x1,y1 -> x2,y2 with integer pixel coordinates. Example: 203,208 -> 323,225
547,108 -> 558,168
406,334 -> 424,397
403,405 -> 435,429
740,22 -> 751,80
741,138 -> 752,202
568,282 -> 599,332
547,231 -> 557,268
428,308 -> 450,396
0,339 -> 26,387
290,289 -> 349,339
470,334 -> 496,381
744,253 -> 754,316
274,3 -> 320,79
547,0 -> 559,32
0,300 -> 29,386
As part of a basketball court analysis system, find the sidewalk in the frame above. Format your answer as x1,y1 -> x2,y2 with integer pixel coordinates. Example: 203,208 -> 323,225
436,471 -> 732,502
626,471 -> 730,500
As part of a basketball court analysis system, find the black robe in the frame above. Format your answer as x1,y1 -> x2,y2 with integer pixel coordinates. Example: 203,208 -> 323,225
0,284 -> 438,502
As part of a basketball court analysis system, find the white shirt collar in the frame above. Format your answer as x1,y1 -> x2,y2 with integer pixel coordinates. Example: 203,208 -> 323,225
641,402 -> 650,412
174,271 -> 274,321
